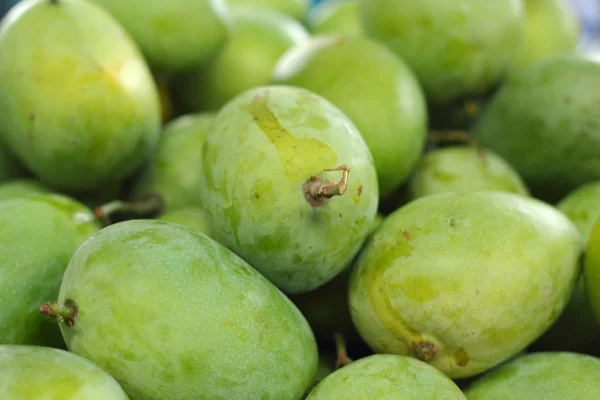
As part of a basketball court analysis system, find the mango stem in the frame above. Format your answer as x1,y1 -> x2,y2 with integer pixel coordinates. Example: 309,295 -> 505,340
40,299 -> 78,327
303,165 -> 350,207
334,333 -> 353,369
94,195 -> 164,225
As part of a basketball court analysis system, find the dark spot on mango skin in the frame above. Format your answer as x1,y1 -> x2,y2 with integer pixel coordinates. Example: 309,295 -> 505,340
454,348 -> 469,367
29,113 -> 35,122
412,341 -> 437,361
403,231 -> 412,240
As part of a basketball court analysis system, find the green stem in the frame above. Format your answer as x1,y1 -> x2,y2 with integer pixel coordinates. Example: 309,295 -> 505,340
334,333 -> 353,369
94,195 -> 164,226
40,299 -> 78,327
303,165 -> 350,207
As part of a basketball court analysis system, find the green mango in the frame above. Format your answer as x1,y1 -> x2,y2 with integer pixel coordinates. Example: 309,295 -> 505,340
306,0 -> 362,37
531,181 -> 600,352
406,146 -> 530,201
473,56 -> 600,201
174,8 -> 309,112
0,0 -> 161,193
157,207 -> 212,237
511,0 -> 580,74
349,192 -> 582,379
465,352 -> 600,399
558,181 -> 600,243
290,213 -> 383,343
585,219 -> 600,322
91,0 -> 229,73
0,194 -> 100,347
131,113 -> 215,212
274,35 -> 427,198
0,140 -> 26,183
359,0 -> 525,105
0,345 -> 129,399
0,179 -> 50,200
46,220 -> 318,400
306,354 -> 467,399
225,0 -> 309,20
199,85 -> 379,294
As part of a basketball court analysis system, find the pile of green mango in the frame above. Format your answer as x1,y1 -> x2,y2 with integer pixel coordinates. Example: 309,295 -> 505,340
0,0 -> 599,399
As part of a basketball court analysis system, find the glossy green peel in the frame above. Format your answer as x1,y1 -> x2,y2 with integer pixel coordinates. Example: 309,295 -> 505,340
0,179 -> 50,200
307,354 -> 467,399
0,345 -> 129,400
306,0 -> 362,37
359,0 -> 525,105
199,85 -> 379,294
406,146 -> 529,200
274,36 -> 427,198
49,220 -> 318,400
349,192 -> 582,378
465,352 -> 600,399
131,113 -> 215,212
0,194 -> 99,347
226,0 -> 309,20
0,0 -> 161,192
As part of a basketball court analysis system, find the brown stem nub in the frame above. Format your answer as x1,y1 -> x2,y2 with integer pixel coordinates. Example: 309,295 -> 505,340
334,333 -> 353,369
412,341 -> 438,362
94,195 -> 165,226
40,299 -> 78,327
303,165 -> 350,207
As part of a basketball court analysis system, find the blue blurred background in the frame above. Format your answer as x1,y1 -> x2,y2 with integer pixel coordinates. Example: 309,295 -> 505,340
0,0 -> 599,48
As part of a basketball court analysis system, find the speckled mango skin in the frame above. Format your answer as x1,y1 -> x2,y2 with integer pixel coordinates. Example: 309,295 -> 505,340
56,220 -> 318,400
473,56 -> 600,201
131,113 -> 215,212
0,345 -> 129,400
273,36 -> 428,198
91,0 -> 228,73
465,352 -> 600,399
359,0 -> 525,105
175,8 -> 309,112
158,207 -> 212,237
307,354 -> 467,399
0,0 -> 161,192
226,0 -> 309,20
0,178 -> 50,200
585,219 -> 600,322
511,0 -> 580,74
349,192 -> 582,379
306,0 -> 363,37
199,85 -> 379,294
0,194 -> 99,347
406,146 -> 530,201
558,181 -> 600,243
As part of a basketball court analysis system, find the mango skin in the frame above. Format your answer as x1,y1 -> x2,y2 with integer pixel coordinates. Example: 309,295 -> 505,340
533,182 -> 600,352
406,146 -> 530,200
306,0 -> 363,37
175,8 -> 309,112
0,178 -> 50,200
274,36 -> 427,198
0,0 -> 161,192
0,194 -> 99,347
511,0 -> 580,74
56,220 -> 318,400
586,219 -> 600,322
199,85 -> 379,294
0,345 -> 129,400
158,207 -> 212,237
465,352 -> 600,399
473,56 -> 600,201
131,113 -> 215,212
307,354 -> 467,399
359,0 -> 525,105
91,0 -> 228,73
349,192 -> 582,378
226,0 -> 309,20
